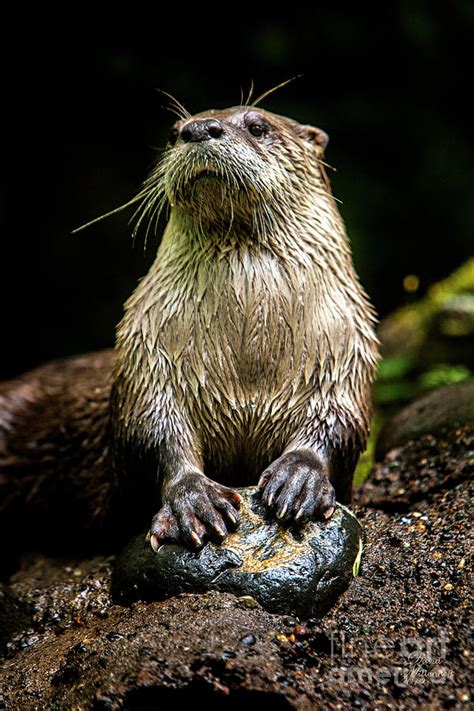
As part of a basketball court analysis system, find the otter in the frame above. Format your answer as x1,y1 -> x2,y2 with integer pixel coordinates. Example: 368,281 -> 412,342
111,103 -> 380,551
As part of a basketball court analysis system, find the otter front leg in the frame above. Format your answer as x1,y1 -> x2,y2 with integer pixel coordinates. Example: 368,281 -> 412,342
150,469 -> 242,551
258,448 -> 336,524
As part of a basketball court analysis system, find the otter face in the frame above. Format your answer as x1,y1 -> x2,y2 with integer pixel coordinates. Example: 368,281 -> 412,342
155,106 -> 330,227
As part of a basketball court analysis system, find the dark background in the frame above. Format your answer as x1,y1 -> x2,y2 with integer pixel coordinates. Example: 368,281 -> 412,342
2,6 -> 472,380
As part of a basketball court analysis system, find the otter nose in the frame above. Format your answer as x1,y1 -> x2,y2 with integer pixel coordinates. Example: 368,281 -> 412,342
180,118 -> 224,143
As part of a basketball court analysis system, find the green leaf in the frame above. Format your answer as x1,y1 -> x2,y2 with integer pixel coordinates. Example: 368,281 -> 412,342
353,537 -> 364,577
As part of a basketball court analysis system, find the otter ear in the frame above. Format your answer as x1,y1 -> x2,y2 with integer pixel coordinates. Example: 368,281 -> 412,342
300,125 -> 329,151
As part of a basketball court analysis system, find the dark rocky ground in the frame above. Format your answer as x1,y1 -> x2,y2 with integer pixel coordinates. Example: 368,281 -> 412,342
0,424 -> 471,710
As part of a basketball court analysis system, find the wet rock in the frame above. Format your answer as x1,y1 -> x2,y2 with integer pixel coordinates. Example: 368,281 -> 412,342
0,584 -> 33,651
112,487 -> 362,617
376,379 -> 474,459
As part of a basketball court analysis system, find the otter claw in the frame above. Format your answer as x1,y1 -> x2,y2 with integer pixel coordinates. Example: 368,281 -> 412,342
259,450 -> 336,525
150,533 -> 159,552
150,474 -> 241,549
190,531 -> 202,547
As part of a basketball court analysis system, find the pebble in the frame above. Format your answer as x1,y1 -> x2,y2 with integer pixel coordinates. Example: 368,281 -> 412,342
241,634 -> 256,646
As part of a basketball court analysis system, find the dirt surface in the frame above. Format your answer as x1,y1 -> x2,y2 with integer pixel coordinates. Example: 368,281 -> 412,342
0,426 -> 472,709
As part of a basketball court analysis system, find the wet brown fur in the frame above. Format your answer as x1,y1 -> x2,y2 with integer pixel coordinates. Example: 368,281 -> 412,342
111,105 -> 380,504
0,351 -> 115,553
0,105 -> 379,552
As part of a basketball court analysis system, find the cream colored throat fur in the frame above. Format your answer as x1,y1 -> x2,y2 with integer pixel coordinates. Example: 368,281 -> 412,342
113,200 -> 379,482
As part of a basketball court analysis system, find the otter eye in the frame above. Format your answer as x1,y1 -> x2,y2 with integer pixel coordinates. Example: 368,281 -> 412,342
244,112 -> 269,139
168,127 -> 179,146
247,122 -> 265,138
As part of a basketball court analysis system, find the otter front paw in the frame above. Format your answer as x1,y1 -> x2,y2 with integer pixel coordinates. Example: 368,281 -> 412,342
149,473 -> 242,551
258,450 -> 335,524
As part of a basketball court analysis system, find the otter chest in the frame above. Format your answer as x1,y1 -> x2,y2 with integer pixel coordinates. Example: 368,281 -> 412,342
156,252 -> 316,409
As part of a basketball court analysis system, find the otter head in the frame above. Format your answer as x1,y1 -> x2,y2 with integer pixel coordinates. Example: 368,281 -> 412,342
150,106 -> 331,237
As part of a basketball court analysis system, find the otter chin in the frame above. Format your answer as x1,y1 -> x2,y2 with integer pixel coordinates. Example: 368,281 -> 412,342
111,104 -> 380,551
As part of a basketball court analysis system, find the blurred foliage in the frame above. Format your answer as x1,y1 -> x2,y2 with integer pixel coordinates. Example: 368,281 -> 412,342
355,259 -> 473,485
354,415 -> 382,488
418,363 -> 471,389
374,361 -> 471,407
378,259 -> 474,360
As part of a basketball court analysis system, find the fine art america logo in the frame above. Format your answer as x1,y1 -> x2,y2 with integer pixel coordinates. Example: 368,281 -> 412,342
327,629 -> 454,686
